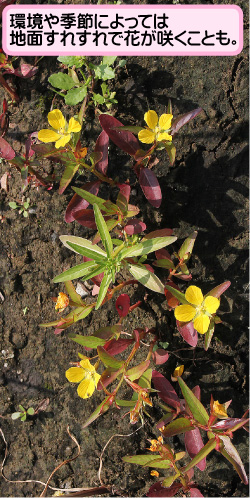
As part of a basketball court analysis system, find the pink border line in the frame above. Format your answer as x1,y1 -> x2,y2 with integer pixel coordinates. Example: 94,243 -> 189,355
2,4 -> 243,57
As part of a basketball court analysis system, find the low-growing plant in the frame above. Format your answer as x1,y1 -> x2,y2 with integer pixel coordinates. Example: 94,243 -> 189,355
48,55 -> 124,111
11,404 -> 35,422
123,373 -> 249,495
9,196 -> 32,217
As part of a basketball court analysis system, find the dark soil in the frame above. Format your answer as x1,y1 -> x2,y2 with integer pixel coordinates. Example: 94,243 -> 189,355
0,0 -> 249,497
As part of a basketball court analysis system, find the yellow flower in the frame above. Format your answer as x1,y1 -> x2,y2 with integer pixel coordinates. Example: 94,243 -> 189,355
138,110 -> 173,144
55,292 -> 69,311
38,109 -> 81,149
174,286 -> 220,335
212,400 -> 228,419
173,365 -> 184,378
150,470 -> 159,477
66,358 -> 100,399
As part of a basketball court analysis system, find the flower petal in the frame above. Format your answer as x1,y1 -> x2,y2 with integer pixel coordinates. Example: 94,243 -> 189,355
77,378 -> 95,399
144,110 -> 158,130
80,358 -> 95,372
55,134 -> 71,149
157,132 -> 172,142
38,130 -> 61,143
94,372 -> 101,386
159,113 -> 173,130
48,109 -> 65,130
65,366 -> 84,383
174,304 -> 196,322
193,313 -> 210,334
67,117 -> 81,133
138,129 -> 156,144
204,296 -> 220,314
185,285 -> 203,306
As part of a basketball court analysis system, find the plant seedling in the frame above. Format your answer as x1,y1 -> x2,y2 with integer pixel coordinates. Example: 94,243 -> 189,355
9,197 -> 31,217
11,404 -> 35,422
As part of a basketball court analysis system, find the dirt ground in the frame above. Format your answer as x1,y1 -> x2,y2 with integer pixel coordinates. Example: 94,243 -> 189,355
0,0 -> 249,497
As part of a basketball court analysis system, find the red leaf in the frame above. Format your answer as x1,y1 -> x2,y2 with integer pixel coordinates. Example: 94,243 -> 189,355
139,167 -> 162,208
65,181 -> 100,223
207,281 -> 231,298
54,328 -> 64,335
104,338 -> 134,356
152,348 -> 169,365
124,219 -> 146,235
0,137 -> 15,160
94,130 -> 109,175
152,371 -> 180,410
155,248 -> 172,259
189,487 -> 204,497
14,64 -> 38,78
185,428 -> 206,471
164,281 -> 181,309
118,183 -> 131,202
115,294 -> 130,317
177,320 -> 198,347
147,481 -> 181,497
74,209 -> 97,229
171,107 -> 203,135
99,114 -> 140,156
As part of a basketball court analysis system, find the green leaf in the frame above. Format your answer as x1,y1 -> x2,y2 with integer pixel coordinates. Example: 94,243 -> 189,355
183,438 -> 217,473
115,125 -> 144,134
68,334 -> 107,349
178,377 -> 209,425
11,412 -> 22,420
64,281 -> 84,306
120,236 -> 177,260
126,360 -> 150,381
60,235 -> 106,258
57,56 -> 85,68
162,417 -> 195,437
59,162 -> 81,195
21,415 -> 27,422
97,346 -> 124,369
93,93 -> 105,105
204,321 -> 215,351
122,455 -> 171,468
95,273 -> 113,310
66,241 -> 106,263
178,231 -> 198,260
48,72 -> 75,90
93,218 -> 119,246
164,142 -> 176,165
128,264 -> 165,294
102,56 -> 117,66
115,399 -> 137,408
82,396 -> 111,428
53,261 -> 99,283
27,407 -> 35,415
95,64 -> 116,81
165,285 -> 189,305
9,201 -> 18,209
93,204 -> 113,257
138,368 -> 152,389
153,258 -> 174,269
72,187 -> 106,207
162,475 -> 178,488
65,86 -> 87,106
118,59 -> 126,68
219,435 -> 248,485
